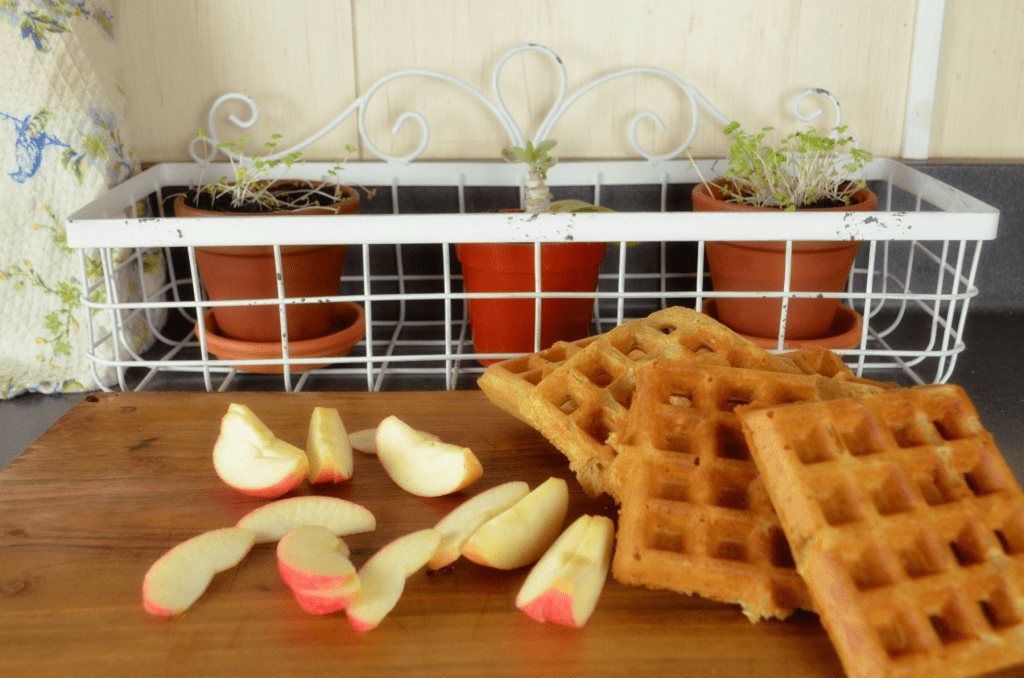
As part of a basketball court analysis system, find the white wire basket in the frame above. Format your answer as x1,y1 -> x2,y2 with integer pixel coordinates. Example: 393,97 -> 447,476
64,46 -> 1000,393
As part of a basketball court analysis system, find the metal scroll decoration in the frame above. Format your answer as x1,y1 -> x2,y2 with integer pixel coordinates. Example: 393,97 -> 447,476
190,43 -> 845,166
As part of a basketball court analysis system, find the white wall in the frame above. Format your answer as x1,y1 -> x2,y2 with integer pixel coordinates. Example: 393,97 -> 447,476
118,0 -> 1024,163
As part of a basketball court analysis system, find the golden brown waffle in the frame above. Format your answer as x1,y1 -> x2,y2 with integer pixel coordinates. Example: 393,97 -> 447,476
512,306 -> 872,497
780,345 -> 857,377
476,335 -> 598,424
739,385 -> 1024,678
781,345 -> 901,395
477,306 -> 889,424
608,360 -> 875,621
478,307 -> 804,425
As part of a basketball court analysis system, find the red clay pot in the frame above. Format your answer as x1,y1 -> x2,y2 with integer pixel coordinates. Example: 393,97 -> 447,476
456,240 -> 608,365
196,302 -> 366,374
173,183 -> 359,342
692,181 -> 877,340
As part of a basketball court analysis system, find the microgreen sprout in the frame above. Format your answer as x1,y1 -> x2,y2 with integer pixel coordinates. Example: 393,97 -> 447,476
191,131 -> 364,213
691,122 -> 873,211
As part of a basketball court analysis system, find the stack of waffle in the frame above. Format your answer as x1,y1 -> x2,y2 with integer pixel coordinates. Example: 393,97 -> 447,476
478,306 -> 1024,678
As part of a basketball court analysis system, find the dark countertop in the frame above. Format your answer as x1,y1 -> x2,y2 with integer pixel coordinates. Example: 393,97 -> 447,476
2,310 -> 1022,483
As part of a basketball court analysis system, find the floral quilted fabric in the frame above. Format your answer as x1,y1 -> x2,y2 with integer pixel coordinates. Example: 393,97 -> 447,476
0,1 -> 166,398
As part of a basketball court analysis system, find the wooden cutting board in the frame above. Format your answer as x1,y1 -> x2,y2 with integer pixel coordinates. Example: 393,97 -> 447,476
0,390 -> 1015,678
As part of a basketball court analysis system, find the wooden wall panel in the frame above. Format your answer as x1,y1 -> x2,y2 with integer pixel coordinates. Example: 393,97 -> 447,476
120,0 -> 358,163
930,0 -> 1024,159
117,0 -> 1022,163
350,0 -> 913,162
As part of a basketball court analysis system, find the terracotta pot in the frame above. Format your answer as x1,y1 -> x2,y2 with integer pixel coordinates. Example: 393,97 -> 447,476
456,240 -> 608,366
692,181 -> 877,340
173,183 -> 359,342
701,299 -> 865,350
196,302 -> 366,374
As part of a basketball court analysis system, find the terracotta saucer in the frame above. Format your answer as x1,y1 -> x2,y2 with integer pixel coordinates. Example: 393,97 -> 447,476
196,302 -> 366,374
701,299 -> 865,350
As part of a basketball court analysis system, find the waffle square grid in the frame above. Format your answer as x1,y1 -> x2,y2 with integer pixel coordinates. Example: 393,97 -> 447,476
738,384 -> 1024,678
513,307 -> 812,497
608,360 -> 874,621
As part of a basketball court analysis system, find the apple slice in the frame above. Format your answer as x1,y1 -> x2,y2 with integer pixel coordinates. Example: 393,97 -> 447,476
346,529 -> 442,632
348,428 -> 379,454
212,403 -> 309,498
277,525 -> 356,591
142,527 -> 256,616
428,480 -> 531,570
291,577 -> 362,615
374,415 -> 483,497
306,407 -> 354,484
349,427 -> 440,454
515,514 -> 615,627
461,477 -> 569,570
236,495 -> 375,543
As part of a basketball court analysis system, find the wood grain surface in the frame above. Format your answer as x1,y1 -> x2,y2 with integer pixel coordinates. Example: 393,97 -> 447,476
0,391 -> 1018,678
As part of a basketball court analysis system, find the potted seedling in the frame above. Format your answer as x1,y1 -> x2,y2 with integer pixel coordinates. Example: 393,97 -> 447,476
456,140 -> 613,365
174,132 -> 367,372
690,122 -> 876,343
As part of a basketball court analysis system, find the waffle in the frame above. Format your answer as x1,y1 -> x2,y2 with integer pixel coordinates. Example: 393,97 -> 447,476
476,335 -> 598,424
477,307 -> 808,424
510,307 -> 890,497
608,359 -> 879,621
738,385 -> 1024,678
781,345 -> 900,395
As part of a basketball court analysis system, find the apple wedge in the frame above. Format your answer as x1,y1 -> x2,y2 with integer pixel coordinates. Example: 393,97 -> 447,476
515,514 -> 615,627
374,415 -> 483,497
142,527 -> 256,616
346,528 -> 442,632
291,577 -> 362,615
212,403 -> 309,498
349,427 -> 440,454
306,407 -> 354,484
277,525 -> 356,591
461,477 -> 569,570
236,495 -> 375,544
348,428 -> 378,454
428,480 -> 531,570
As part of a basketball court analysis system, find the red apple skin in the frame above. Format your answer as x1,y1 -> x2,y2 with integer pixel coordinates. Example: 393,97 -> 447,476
519,589 -> 576,626
227,472 -> 304,499
307,467 -> 335,485
143,599 -> 180,617
348,616 -> 374,633
278,560 -> 355,592
291,585 -> 359,615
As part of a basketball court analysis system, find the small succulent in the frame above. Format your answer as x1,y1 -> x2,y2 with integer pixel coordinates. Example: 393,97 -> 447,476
502,140 -> 613,215
502,140 -> 558,214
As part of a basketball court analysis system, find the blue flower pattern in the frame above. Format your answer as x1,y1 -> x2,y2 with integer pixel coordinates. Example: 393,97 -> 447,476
2,1 -> 118,185
1,109 -> 69,183
2,0 -> 113,52
1,0 -> 140,398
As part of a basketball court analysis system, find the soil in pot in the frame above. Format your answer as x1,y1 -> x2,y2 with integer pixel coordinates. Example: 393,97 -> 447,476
173,182 -> 359,343
693,182 -> 877,340
456,241 -> 608,365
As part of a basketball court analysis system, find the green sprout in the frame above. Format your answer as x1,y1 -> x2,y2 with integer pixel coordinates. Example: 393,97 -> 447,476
190,131 -> 365,213
692,122 -> 873,211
